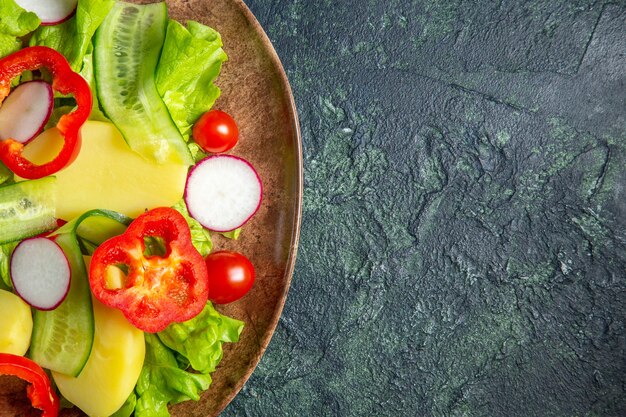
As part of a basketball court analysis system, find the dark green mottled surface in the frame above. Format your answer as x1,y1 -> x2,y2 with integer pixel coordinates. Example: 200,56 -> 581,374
224,1 -> 626,416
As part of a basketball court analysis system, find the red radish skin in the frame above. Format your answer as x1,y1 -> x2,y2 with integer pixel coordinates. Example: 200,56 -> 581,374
10,237 -> 71,311
184,155 -> 262,232
14,0 -> 78,26
0,81 -> 54,145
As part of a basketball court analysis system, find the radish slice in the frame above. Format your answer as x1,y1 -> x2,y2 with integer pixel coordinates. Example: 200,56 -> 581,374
15,0 -> 78,26
11,237 -> 71,311
0,81 -> 54,144
184,155 -> 262,232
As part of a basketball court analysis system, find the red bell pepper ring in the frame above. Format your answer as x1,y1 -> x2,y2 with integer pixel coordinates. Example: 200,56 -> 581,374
89,207 -> 209,333
0,353 -> 60,417
0,46 -> 92,179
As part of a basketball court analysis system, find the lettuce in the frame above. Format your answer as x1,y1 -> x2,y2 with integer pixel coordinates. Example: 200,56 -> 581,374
172,200 -> 212,257
29,0 -> 115,71
78,43 -> 109,121
187,142 -> 208,164
135,334 -> 212,417
220,228 -> 242,240
110,392 -> 136,417
158,302 -> 244,374
133,303 -> 243,417
156,20 -> 228,140
0,0 -> 39,58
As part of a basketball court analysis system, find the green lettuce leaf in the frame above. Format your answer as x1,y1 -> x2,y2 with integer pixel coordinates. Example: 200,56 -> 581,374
79,43 -> 109,121
172,200 -> 212,256
220,228 -> 242,240
29,0 -> 115,71
187,142 -> 208,164
134,334 -> 212,417
110,391 -> 137,417
0,0 -> 40,58
134,303 -> 242,417
157,302 -> 244,374
156,20 -> 227,139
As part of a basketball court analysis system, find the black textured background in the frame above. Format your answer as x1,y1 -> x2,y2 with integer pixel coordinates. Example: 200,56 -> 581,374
224,1 -> 626,416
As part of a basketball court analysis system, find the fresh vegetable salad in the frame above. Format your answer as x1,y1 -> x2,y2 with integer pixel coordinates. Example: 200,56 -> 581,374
0,1 -> 263,416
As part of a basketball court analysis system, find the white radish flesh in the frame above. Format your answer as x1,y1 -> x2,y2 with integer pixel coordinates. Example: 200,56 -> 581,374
0,81 -> 54,144
15,0 -> 78,25
11,237 -> 71,311
185,155 -> 262,232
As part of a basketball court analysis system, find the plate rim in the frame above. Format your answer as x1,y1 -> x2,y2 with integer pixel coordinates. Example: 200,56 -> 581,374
211,0 -> 303,415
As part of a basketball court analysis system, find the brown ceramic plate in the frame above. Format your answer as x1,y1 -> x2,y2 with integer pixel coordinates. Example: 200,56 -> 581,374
0,0 -> 302,416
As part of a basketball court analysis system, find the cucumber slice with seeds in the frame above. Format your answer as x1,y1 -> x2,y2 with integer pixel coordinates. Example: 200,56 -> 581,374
0,177 -> 57,245
94,1 -> 193,165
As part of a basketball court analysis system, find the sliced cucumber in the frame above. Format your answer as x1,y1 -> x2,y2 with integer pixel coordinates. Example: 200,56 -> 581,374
94,1 -> 193,166
0,177 -> 57,245
52,208 -> 132,255
29,232 -> 94,376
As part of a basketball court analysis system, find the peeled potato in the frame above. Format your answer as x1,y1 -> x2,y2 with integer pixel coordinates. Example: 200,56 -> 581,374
53,294 -> 145,417
21,121 -> 188,220
0,289 -> 33,356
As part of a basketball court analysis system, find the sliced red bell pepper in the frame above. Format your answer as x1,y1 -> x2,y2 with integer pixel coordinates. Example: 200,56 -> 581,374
0,353 -> 59,417
89,207 -> 209,333
0,46 -> 92,179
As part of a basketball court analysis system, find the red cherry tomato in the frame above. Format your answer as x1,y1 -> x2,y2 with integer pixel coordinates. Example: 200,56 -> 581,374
192,110 -> 239,153
205,250 -> 255,304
